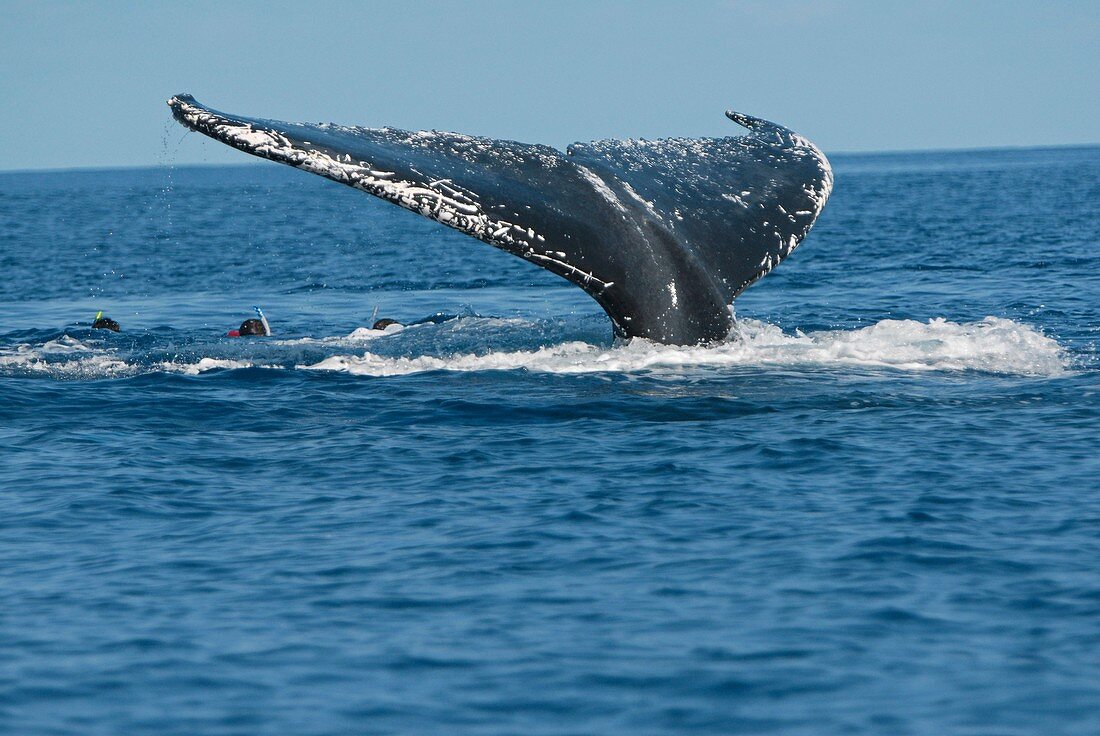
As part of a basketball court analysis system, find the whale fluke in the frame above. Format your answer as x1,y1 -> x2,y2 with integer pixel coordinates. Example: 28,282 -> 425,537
167,94 -> 832,345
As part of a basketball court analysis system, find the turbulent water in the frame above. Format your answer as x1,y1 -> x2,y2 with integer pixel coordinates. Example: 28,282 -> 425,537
1,145 -> 1098,735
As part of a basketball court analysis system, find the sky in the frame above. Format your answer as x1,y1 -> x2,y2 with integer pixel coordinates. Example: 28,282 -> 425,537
1,0 -> 1097,171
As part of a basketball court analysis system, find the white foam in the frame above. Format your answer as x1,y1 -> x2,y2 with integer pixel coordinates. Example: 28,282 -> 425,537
0,338 -> 130,377
0,317 -> 1067,380
303,317 -> 1067,378
267,324 -> 402,347
0,340 -> 261,379
0,351 -> 132,377
346,324 -> 403,339
159,358 -> 256,375
38,336 -> 96,353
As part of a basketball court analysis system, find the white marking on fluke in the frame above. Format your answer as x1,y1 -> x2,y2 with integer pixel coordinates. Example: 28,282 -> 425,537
168,96 -> 617,291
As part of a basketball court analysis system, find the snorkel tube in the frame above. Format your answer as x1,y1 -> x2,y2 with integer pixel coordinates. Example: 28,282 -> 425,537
253,306 -> 272,337
226,307 -> 272,337
91,310 -> 121,332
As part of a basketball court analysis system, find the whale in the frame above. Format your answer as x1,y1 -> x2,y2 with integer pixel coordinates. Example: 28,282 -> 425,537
167,94 -> 832,345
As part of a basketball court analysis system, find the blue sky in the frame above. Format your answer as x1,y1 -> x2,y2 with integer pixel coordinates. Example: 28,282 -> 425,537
1,0 -> 1097,170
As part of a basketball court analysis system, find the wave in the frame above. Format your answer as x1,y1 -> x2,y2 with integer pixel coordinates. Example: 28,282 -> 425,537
0,318 -> 1068,380
0,336 -> 259,379
305,317 -> 1067,377
0,336 -> 132,378
157,357 -> 258,375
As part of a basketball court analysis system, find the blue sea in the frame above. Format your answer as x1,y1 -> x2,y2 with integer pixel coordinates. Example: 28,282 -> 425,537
1,144 -> 1098,735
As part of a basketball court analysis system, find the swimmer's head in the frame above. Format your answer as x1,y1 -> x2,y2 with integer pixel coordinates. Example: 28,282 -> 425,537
228,318 -> 268,337
372,318 -> 401,330
92,316 -> 120,332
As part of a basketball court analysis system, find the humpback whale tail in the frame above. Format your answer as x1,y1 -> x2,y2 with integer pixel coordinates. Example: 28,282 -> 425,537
167,94 -> 832,345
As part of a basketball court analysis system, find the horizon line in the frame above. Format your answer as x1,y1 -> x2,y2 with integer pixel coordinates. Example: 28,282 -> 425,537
2,141 -> 1097,176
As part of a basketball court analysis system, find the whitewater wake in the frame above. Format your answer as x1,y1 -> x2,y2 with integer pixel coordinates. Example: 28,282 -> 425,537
0,336 -> 258,379
0,318 -> 1069,380
307,317 -> 1066,377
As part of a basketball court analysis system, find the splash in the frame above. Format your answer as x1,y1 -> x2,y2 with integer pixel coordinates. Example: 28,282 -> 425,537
0,337 -> 131,378
157,357 -> 256,376
0,318 -> 1068,380
0,337 -> 260,379
306,317 -> 1067,377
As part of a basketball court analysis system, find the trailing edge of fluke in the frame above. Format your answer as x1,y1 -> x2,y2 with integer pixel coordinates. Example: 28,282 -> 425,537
167,94 -> 832,345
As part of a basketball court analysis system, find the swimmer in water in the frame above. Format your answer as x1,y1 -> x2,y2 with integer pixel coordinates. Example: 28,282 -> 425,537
369,312 -> 457,331
229,318 -> 267,337
92,311 -> 120,332
228,306 -> 272,337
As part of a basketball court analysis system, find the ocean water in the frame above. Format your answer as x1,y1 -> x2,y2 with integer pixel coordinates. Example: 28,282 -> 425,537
1,144 -> 1098,735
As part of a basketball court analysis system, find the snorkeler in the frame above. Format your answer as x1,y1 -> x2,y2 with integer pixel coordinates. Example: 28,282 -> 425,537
369,311 -> 459,331
367,305 -> 460,331
92,311 -> 120,332
367,305 -> 401,331
227,306 -> 272,337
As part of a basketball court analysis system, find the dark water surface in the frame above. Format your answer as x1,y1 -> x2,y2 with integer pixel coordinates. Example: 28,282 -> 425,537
1,145 -> 1098,734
